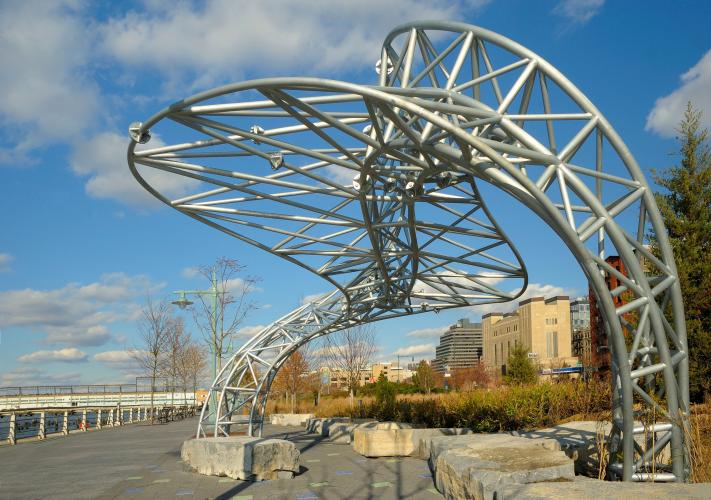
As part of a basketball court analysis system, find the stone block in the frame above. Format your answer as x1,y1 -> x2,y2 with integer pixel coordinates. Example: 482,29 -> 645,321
269,413 -> 314,426
181,436 -> 299,481
434,443 -> 574,500
415,428 -> 473,459
515,421 -> 671,477
352,427 -> 471,457
427,433 -> 561,466
497,477 -> 711,499
327,420 -> 378,444
305,417 -> 351,436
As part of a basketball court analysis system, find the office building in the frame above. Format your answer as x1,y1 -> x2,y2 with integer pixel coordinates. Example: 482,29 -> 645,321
432,319 -> 483,374
570,296 -> 592,360
482,296 -> 576,376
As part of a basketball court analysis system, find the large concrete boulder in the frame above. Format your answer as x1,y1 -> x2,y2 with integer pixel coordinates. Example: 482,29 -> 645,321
305,417 -> 351,436
497,477 -> 711,499
327,420 -> 378,444
269,413 -> 314,426
426,434 -> 571,500
181,437 -> 299,480
427,433 -> 561,465
352,426 -> 471,457
515,420 -> 670,477
414,429 -> 473,459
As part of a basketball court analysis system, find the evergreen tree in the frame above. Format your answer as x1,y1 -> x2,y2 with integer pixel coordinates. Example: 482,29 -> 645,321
374,372 -> 397,420
505,345 -> 538,385
650,102 -> 711,402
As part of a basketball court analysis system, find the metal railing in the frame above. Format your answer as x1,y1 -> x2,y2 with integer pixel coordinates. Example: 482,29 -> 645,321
0,405 -> 199,445
0,384 -> 199,411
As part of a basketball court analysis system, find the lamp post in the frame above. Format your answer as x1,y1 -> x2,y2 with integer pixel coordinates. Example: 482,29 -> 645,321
172,269 -> 220,425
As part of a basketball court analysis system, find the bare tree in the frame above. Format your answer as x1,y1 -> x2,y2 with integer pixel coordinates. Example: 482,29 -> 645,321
192,257 -> 260,371
322,325 -> 376,407
162,317 -> 190,405
178,342 -> 207,407
132,298 -> 172,423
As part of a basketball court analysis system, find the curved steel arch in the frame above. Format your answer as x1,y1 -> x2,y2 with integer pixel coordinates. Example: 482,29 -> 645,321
127,22 -> 689,482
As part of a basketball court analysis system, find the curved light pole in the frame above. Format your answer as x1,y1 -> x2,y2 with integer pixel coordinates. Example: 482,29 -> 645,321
126,21 -> 689,482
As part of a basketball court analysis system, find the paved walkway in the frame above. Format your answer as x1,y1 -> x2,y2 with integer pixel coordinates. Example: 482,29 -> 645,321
0,417 -> 442,499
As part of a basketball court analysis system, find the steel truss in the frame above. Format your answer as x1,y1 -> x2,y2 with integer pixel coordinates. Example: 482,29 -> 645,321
127,21 -> 689,482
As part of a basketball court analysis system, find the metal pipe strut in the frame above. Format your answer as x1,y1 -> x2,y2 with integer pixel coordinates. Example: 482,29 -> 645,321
126,20 -> 689,482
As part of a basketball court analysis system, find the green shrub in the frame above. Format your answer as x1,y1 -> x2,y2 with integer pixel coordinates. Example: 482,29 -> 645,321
374,373 -> 397,420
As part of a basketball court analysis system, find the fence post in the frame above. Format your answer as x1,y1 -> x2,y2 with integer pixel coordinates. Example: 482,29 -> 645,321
38,411 -> 46,440
97,409 -> 102,429
62,411 -> 69,435
82,409 -> 87,431
9,413 -> 16,445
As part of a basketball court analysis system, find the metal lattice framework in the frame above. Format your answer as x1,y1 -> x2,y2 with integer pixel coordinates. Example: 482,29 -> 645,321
127,21 -> 689,482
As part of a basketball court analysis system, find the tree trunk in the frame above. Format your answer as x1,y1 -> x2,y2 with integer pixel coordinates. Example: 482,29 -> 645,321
150,369 -> 156,425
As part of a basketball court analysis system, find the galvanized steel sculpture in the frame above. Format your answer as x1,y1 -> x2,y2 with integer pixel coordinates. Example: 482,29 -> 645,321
127,21 -> 689,481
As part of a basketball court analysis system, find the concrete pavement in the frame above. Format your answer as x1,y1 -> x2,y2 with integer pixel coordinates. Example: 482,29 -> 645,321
0,417 -> 442,499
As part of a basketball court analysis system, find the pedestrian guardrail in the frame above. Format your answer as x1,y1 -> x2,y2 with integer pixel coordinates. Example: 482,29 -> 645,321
0,405 -> 200,445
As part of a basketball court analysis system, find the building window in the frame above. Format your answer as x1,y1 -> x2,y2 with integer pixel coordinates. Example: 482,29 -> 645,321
546,331 -> 559,358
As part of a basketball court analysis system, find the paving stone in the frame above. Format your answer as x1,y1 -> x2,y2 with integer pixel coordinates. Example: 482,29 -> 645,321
497,477 -> 711,499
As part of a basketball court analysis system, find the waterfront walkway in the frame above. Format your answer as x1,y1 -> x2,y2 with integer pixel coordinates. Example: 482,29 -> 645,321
0,417 -> 442,499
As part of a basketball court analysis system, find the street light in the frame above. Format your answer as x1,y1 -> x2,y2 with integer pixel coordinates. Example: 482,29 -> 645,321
172,270 -> 220,426
171,292 -> 194,310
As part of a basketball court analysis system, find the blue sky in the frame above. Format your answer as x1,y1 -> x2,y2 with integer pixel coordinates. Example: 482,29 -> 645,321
1,0 -> 710,387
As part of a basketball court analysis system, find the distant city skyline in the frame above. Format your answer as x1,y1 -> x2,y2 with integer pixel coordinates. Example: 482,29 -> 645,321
2,0 -> 710,386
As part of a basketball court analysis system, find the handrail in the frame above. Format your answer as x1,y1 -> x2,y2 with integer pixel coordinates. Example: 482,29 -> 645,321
0,405 -> 201,445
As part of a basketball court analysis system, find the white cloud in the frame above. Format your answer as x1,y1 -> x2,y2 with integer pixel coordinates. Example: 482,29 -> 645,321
392,343 -> 436,357
0,273 -> 162,346
646,49 -> 711,137
470,282 -> 577,317
0,253 -> 12,272
300,292 -> 330,305
225,277 -> 263,294
70,131 -> 197,207
182,267 -> 200,279
235,324 -> 267,338
44,325 -> 113,347
99,0 -> 480,90
553,0 -> 604,24
0,1 -> 100,163
18,348 -> 88,363
405,326 -> 447,338
0,367 -> 83,386
413,271 -> 506,304
94,350 -> 143,371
